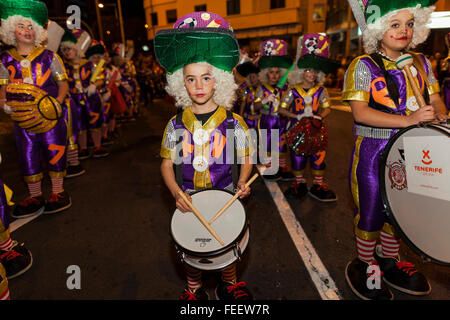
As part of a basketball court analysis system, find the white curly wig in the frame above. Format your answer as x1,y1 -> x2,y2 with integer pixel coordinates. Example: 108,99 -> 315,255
287,67 -> 326,86
0,15 -> 47,46
258,67 -> 288,85
362,5 -> 435,54
165,62 -> 238,110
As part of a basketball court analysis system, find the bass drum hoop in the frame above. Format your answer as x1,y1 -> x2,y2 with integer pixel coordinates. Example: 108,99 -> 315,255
379,121 -> 450,266
170,188 -> 248,258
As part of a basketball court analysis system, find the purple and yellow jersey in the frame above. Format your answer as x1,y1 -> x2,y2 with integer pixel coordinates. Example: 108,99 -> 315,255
65,59 -> 88,95
160,106 -> 250,192
0,47 -> 68,97
342,53 -> 440,116
280,85 -> 330,117
241,85 -> 262,116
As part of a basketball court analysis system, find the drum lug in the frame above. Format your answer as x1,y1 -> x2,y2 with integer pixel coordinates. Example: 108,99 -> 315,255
176,247 -> 186,263
233,243 -> 242,262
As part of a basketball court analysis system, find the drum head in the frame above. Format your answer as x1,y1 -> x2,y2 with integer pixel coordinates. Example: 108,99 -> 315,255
381,123 -> 450,265
171,189 -> 247,256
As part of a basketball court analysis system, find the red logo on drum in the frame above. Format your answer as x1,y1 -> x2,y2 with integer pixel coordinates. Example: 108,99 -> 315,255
387,161 -> 407,190
421,150 -> 432,165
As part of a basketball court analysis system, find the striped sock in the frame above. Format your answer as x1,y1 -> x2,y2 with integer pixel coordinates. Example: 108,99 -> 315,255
79,132 -> 87,150
279,157 -> 287,169
27,181 -> 42,197
91,130 -> 102,148
0,288 -> 10,300
222,264 -> 237,284
295,175 -> 306,184
380,231 -> 400,258
313,175 -> 324,185
0,237 -> 13,251
356,236 -> 377,264
51,177 -> 64,194
67,149 -> 80,166
185,266 -> 202,292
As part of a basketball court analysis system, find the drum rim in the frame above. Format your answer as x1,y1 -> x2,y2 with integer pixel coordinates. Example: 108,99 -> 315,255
170,188 -> 249,258
379,122 -> 450,266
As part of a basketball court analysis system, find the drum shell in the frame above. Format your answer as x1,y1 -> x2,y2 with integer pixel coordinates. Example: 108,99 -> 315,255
170,188 -> 250,271
380,121 -> 450,265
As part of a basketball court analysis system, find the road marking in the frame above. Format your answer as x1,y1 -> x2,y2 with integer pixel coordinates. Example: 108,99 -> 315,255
258,166 -> 342,300
10,212 -> 43,233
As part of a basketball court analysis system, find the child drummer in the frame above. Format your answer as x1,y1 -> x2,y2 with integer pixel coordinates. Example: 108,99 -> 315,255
156,12 -> 253,300
344,0 -> 448,300
279,33 -> 339,202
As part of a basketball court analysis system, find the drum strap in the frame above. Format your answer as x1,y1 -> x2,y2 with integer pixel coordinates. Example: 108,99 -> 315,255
174,109 -> 238,189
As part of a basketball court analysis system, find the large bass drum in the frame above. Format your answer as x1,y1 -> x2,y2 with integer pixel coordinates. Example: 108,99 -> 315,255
380,121 -> 450,265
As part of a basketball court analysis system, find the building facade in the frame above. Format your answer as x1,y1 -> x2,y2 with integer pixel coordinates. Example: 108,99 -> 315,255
143,0 -> 328,55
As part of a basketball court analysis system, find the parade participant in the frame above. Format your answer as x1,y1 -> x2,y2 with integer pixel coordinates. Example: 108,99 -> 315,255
0,153 -> 33,285
279,33 -> 338,202
256,39 -> 294,180
84,40 -> 113,146
237,61 -> 262,130
441,33 -> 450,113
0,0 -> 72,217
112,44 -> 136,121
59,30 -> 87,176
156,11 -> 253,301
80,38 -> 109,158
344,0 -> 448,300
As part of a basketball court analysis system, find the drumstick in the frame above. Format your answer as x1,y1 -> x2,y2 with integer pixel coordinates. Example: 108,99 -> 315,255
396,54 -> 427,108
209,173 -> 259,225
177,190 -> 225,246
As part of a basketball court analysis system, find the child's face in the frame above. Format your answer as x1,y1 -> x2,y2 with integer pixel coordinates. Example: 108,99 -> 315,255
381,10 -> 415,53
14,20 -> 36,45
90,54 -> 103,65
267,67 -> 280,86
247,73 -> 259,87
184,63 -> 215,106
61,46 -> 77,60
302,68 -> 318,84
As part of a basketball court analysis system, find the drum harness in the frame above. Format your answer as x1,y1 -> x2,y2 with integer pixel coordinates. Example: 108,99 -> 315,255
174,109 -> 238,190
354,53 -> 431,140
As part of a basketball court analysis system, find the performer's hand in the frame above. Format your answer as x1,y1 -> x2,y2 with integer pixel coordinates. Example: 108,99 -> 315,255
123,83 -> 133,93
103,91 -> 111,101
2,104 -> 14,114
87,83 -> 97,97
237,181 -> 251,199
436,113 -> 449,121
175,191 -> 193,213
407,105 -> 435,125
296,114 -> 304,121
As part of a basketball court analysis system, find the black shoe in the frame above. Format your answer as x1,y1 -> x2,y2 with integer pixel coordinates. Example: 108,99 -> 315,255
0,242 -> 33,279
263,168 -> 281,180
284,182 -> 308,200
101,137 -> 114,146
215,281 -> 253,300
374,246 -> 431,295
93,147 -> 110,158
78,149 -> 90,160
11,196 -> 45,219
43,191 -> 72,214
179,287 -> 209,300
308,183 -> 337,202
280,169 -> 295,181
66,164 -> 86,179
345,258 -> 393,300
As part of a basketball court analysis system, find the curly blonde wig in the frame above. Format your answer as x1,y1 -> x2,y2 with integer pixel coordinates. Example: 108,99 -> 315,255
287,67 -> 326,86
362,5 -> 435,54
165,62 -> 238,110
0,15 -> 47,46
258,67 -> 288,85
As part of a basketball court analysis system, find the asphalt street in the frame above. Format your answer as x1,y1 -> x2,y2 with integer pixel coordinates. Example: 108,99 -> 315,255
1,93 -> 449,300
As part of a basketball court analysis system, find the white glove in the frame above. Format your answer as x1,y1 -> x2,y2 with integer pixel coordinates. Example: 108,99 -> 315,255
262,94 -> 277,106
296,114 -> 305,121
3,104 -> 14,114
86,83 -> 97,97
102,91 -> 111,101
123,83 -> 133,93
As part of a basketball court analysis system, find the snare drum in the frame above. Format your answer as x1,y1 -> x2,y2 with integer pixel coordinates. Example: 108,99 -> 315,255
171,189 -> 250,271
285,117 -> 328,156
380,121 -> 450,265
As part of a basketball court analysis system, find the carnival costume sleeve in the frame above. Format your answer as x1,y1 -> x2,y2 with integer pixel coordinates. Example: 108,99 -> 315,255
342,57 -> 371,104
50,53 -> 68,82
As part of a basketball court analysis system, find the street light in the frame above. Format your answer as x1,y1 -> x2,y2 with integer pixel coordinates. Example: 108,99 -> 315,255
98,3 -> 104,8
96,0 -> 125,45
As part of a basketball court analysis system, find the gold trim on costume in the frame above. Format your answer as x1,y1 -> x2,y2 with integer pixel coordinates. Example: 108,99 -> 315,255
0,79 -> 9,85
0,227 -> 10,243
342,91 -> 370,102
351,136 -> 363,214
311,169 -> 325,177
53,73 -> 68,81
382,222 -> 397,238
24,172 -> 44,183
428,83 -> 440,96
49,171 -> 67,178
354,214 -> 381,241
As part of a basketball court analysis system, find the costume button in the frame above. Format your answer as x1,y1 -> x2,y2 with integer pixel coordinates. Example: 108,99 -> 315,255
20,59 -> 31,68
193,129 -> 209,146
406,96 -> 419,111
304,106 -> 313,116
193,156 -> 208,172
304,95 -> 313,105
23,77 -> 34,84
